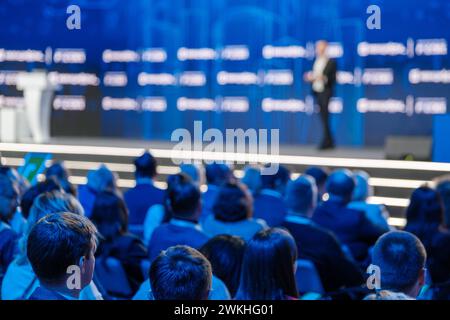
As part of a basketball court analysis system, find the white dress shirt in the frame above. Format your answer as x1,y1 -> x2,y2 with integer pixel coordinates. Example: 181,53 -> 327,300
312,56 -> 329,93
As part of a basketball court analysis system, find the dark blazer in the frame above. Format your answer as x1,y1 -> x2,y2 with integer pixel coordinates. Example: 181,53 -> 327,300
124,183 -> 165,225
148,221 -> 209,261
312,58 -> 337,96
312,200 -> 385,262
28,286 -> 68,300
96,233 -> 148,295
282,218 -> 364,293
0,227 -> 18,278
253,191 -> 288,227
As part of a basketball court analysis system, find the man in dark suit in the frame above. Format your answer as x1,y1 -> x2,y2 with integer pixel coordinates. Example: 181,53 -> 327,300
124,152 -> 165,226
282,175 -> 364,293
304,40 -> 337,150
148,173 -> 209,261
27,212 -> 98,300
312,169 -> 386,264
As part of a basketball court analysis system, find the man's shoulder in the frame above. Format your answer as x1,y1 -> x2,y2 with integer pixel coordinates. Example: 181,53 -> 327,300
28,287 -> 67,300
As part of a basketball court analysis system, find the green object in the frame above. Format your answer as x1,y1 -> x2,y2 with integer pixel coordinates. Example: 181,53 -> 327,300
18,153 -> 52,184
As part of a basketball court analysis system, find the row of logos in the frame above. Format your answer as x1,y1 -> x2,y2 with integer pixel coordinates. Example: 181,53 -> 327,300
1,69 -> 449,87
0,95 -> 446,115
0,39 -> 447,64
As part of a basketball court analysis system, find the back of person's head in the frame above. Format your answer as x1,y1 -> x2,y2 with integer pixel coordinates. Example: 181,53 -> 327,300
20,178 -> 62,219
305,166 -> 329,190
435,177 -> 450,228
213,182 -> 253,222
371,231 -> 426,297
90,191 -> 128,240
1,166 -> 29,197
27,212 -> 98,289
18,191 -> 85,265
167,173 -> 201,221
134,152 -> 157,179
236,228 -> 298,300
205,163 -> 231,186
261,164 -> 291,194
352,170 -> 372,202
326,169 -> 355,203
240,166 -> 262,196
180,164 -> 203,186
86,165 -> 117,194
200,235 -> 246,297
285,174 -> 317,216
149,245 -> 212,300
405,186 -> 444,245
0,173 -> 19,222
46,162 -> 76,196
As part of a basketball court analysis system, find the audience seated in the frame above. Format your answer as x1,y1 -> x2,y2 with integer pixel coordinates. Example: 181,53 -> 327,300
147,173 -> 209,261
46,162 -> 77,196
348,170 -> 391,232
253,164 -> 290,227
200,235 -> 246,297
20,178 -> 62,220
404,186 -> 450,295
149,245 -> 212,300
312,169 -> 385,264
283,175 -> 364,293
364,231 -> 426,300
124,152 -> 164,226
26,212 -> 98,300
235,228 -> 298,300
305,166 -> 329,204
435,176 -> 450,228
202,182 -> 267,241
90,191 -> 148,297
78,165 -> 119,218
1,191 -> 102,300
201,163 -> 232,221
0,174 -> 19,291
240,166 -> 263,196
180,164 -> 204,187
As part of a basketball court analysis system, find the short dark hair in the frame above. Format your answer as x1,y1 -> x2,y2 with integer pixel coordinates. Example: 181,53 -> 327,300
167,173 -> 201,219
200,235 -> 246,297
212,182 -> 252,222
45,162 -> 76,196
305,166 -> 329,188
205,163 -> 231,186
236,228 -> 298,300
90,191 -> 129,239
20,178 -> 62,219
134,152 -> 157,178
285,175 -> 317,213
149,245 -> 212,300
326,169 -> 355,201
371,231 -> 426,293
261,164 -> 290,190
0,173 -> 18,222
27,212 -> 98,285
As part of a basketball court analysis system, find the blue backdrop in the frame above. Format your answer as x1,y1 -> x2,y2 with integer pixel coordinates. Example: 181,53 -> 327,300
0,0 -> 449,146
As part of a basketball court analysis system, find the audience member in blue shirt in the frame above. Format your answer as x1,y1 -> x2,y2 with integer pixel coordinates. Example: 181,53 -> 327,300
26,213 -> 98,300
149,245 -> 212,300
90,191 -> 148,297
202,182 -> 267,241
282,175 -> 364,293
200,163 -> 233,222
305,166 -> 329,204
45,162 -> 77,197
253,164 -> 290,227
240,165 -> 263,197
148,173 -> 209,261
0,174 -> 19,290
124,152 -> 165,226
200,235 -> 246,297
312,169 -> 385,264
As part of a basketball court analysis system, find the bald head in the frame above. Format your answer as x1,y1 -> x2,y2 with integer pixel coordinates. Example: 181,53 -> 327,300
326,169 -> 355,203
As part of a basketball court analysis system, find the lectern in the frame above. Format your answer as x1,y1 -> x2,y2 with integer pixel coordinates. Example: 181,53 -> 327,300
16,71 -> 57,143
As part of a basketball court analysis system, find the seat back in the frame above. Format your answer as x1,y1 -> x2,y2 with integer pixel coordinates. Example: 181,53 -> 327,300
295,259 -> 324,295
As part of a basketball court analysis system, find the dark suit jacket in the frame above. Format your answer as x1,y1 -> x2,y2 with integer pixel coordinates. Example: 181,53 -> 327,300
253,191 -> 288,227
148,221 -> 209,261
282,218 -> 364,293
124,183 -> 165,225
28,286 -> 68,300
312,58 -> 337,96
312,200 -> 385,262
0,227 -> 18,279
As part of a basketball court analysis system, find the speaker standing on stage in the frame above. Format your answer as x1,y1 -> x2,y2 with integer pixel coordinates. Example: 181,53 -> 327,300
304,40 -> 337,150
